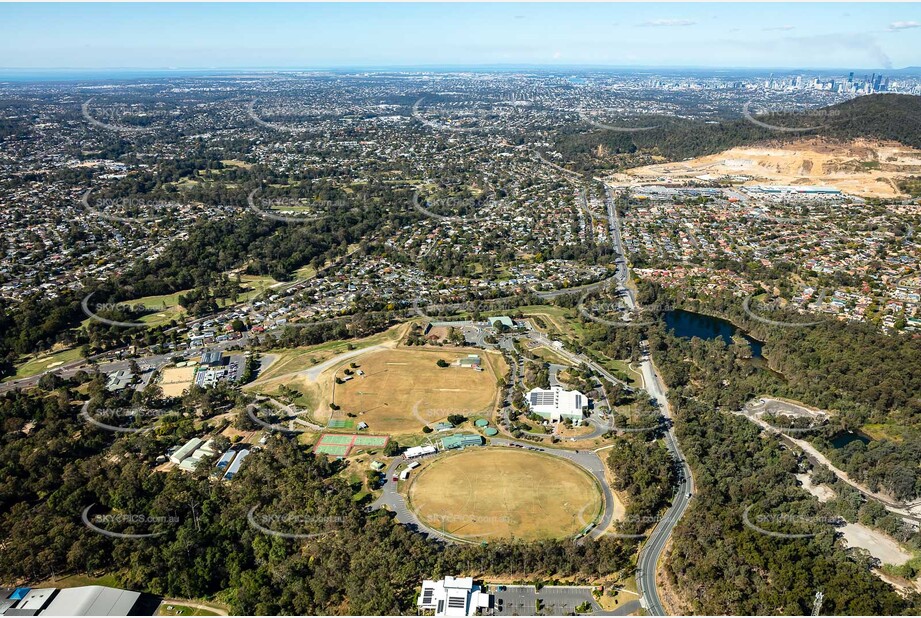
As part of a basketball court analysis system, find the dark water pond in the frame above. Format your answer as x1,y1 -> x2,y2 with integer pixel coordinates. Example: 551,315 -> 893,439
664,309 -> 764,358
830,430 -> 872,449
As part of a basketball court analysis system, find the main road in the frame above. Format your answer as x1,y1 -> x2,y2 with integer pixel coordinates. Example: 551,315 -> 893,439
603,182 -> 694,616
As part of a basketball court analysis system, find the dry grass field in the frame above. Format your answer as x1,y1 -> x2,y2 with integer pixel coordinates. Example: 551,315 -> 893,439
158,365 -> 196,397
407,448 -> 602,541
327,347 -> 504,434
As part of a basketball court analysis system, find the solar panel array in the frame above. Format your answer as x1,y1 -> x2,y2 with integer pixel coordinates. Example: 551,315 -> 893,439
529,391 -> 557,406
448,596 -> 467,609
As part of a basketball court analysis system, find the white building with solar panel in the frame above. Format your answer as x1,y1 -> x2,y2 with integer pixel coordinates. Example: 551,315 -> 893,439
417,576 -> 491,617
526,386 -> 588,424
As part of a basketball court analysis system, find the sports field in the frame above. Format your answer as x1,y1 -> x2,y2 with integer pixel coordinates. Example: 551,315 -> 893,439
159,365 -> 196,397
313,433 -> 389,457
327,347 -> 504,434
407,448 -> 602,541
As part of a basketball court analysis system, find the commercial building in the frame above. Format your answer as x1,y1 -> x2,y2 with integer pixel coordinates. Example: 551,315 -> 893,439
105,369 -> 135,392
404,445 -> 438,459
170,438 -> 217,471
169,437 -> 202,465
0,586 -> 150,616
223,449 -> 250,480
526,386 -> 588,424
215,449 -> 237,470
441,434 -> 483,450
417,576 -> 491,617
200,351 -> 223,367
487,316 -> 515,329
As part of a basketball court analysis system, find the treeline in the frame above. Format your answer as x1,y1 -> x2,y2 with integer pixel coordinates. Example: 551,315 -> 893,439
0,388 -> 635,614
553,94 -> 921,171
640,327 -> 918,613
665,395 -> 914,615
605,434 -> 678,536
569,295 -> 920,612
648,279 -> 921,502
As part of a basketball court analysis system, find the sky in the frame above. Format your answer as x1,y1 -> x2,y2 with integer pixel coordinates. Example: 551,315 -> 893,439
0,3 -> 919,71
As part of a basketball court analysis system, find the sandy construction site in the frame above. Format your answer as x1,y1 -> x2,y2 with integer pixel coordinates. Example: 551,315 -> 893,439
616,138 -> 921,198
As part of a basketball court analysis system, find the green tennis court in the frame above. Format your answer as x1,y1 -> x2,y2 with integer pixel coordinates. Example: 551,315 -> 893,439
315,444 -> 350,456
320,434 -> 354,444
353,435 -> 388,447
327,419 -> 355,429
313,433 -> 390,457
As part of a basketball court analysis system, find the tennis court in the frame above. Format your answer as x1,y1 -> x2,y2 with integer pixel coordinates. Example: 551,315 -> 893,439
313,433 -> 389,457
327,419 -> 355,429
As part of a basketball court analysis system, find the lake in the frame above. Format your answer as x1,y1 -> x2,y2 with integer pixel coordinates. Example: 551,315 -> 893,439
664,309 -> 764,358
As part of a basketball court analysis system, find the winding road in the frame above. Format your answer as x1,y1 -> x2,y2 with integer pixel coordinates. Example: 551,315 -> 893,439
603,183 -> 694,616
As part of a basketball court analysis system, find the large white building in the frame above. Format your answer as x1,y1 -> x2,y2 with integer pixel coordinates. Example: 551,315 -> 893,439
0,585 -> 146,616
526,386 -> 588,424
417,576 -> 491,617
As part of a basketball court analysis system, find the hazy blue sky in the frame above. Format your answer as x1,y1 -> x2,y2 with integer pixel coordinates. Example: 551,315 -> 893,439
1,3 -> 919,70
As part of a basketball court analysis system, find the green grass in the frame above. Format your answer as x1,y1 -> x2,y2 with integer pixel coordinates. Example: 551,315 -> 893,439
604,359 -> 643,385
36,573 -> 121,589
861,423 -> 907,442
530,345 -> 573,366
10,347 -> 85,380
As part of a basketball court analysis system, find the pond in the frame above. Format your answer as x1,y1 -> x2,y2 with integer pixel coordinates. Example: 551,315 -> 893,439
664,309 -> 764,358
830,430 -> 872,450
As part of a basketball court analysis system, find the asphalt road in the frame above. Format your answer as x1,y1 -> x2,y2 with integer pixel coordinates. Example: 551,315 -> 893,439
490,438 -> 615,541
372,439 -> 616,543
602,182 -> 694,616
634,354 -> 694,616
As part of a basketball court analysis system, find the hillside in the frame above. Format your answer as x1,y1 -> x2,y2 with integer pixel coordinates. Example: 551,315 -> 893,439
618,137 -> 921,198
553,94 -> 921,175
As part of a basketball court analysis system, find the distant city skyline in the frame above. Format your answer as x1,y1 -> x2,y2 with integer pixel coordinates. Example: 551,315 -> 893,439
0,3 -> 919,72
